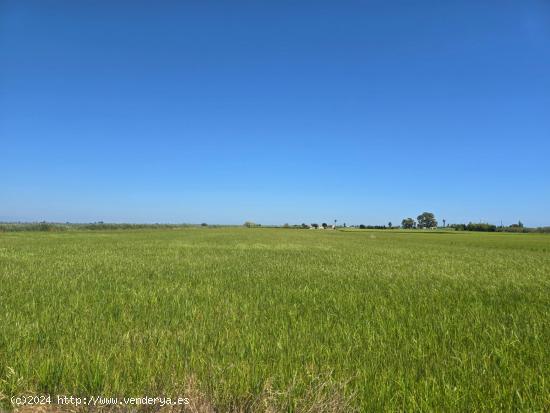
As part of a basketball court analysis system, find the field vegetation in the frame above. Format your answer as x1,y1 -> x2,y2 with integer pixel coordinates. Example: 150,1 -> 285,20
0,228 -> 549,411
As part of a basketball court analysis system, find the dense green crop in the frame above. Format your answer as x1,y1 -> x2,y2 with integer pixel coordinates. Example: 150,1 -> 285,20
1,228 -> 549,411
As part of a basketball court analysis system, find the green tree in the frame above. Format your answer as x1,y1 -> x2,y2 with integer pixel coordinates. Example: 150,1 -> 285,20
401,218 -> 415,229
417,212 -> 437,229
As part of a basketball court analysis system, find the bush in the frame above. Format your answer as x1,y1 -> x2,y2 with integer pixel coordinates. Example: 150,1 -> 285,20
466,223 -> 497,232
358,225 -> 389,230
450,223 -> 497,232
0,222 -> 67,232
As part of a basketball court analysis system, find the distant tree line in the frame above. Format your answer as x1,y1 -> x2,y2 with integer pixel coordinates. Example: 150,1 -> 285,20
0,222 -> 65,232
358,225 -> 390,230
0,222 -> 201,232
3,220 -> 549,233
447,221 -> 550,233
449,223 -> 497,232
243,221 -> 260,228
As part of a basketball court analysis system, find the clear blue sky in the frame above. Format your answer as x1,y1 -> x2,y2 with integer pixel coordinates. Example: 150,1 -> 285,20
1,1 -> 549,226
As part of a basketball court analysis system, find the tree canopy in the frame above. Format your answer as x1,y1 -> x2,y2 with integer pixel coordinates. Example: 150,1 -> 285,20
417,212 -> 437,228
401,218 -> 415,229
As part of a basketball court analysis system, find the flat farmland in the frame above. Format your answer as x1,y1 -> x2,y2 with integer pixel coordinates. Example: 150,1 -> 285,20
0,228 -> 548,412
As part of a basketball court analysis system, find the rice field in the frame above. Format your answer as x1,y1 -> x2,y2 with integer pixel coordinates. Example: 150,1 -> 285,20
0,228 -> 549,412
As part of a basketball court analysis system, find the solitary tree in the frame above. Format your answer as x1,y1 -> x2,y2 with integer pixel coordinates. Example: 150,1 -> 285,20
417,212 -> 437,229
401,218 -> 415,229
388,222 -> 392,228
311,223 -> 319,229
322,223 -> 328,229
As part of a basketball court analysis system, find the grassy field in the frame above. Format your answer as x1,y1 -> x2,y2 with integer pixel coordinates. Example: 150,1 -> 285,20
0,228 -> 549,412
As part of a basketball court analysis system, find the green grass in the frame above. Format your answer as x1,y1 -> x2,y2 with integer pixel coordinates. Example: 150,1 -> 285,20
1,228 -> 549,411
